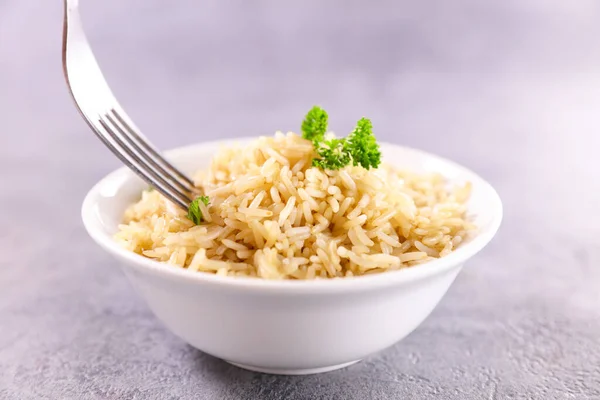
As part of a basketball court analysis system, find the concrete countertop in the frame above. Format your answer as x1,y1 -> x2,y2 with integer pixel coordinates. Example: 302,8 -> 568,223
1,1 -> 599,398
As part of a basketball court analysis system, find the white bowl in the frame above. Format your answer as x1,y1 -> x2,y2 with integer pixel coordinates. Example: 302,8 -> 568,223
82,139 -> 502,375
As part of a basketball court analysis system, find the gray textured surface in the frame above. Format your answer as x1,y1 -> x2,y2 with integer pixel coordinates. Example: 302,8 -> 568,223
1,1 -> 600,399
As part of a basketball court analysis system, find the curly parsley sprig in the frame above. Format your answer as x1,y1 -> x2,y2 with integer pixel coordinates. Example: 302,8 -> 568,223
301,105 -> 328,143
187,195 -> 210,225
344,117 -> 381,169
312,138 -> 351,170
301,106 -> 381,170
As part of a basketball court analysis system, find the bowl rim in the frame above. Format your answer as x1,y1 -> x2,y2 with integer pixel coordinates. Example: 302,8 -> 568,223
82,138 -> 503,294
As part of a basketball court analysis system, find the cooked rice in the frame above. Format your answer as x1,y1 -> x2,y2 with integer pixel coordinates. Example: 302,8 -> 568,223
115,132 -> 475,280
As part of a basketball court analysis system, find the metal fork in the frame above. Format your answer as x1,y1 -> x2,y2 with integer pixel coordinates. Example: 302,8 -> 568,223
62,0 -> 196,210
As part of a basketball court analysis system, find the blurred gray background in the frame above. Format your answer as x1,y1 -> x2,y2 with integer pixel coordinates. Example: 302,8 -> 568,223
1,1 -> 600,399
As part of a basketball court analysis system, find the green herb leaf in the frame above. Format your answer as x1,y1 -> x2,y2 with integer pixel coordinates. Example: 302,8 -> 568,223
301,107 -> 381,171
311,138 -> 351,170
187,196 -> 210,225
301,106 -> 328,143
344,117 -> 381,169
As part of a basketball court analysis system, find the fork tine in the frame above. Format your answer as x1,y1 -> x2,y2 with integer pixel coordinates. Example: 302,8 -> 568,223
109,108 -> 196,189
105,109 -> 196,195
96,117 -> 193,209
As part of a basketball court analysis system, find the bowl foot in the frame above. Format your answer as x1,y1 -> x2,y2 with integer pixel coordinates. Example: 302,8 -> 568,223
226,359 -> 361,375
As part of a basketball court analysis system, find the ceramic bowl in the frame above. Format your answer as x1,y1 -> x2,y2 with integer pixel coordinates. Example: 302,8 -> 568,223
82,139 -> 502,375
